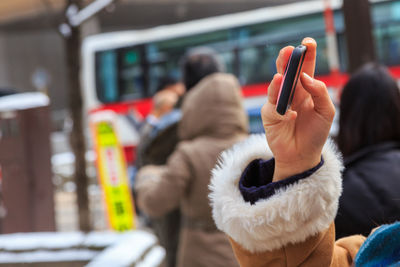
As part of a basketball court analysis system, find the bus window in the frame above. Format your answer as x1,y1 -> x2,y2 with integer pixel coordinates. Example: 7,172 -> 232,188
237,35 -> 331,86
370,1 -> 400,66
313,36 -> 330,75
375,23 -> 400,66
217,50 -> 235,75
95,47 -> 147,103
239,45 -> 277,85
386,24 -> 400,65
95,50 -> 119,103
148,62 -> 179,95
336,32 -> 348,72
239,46 -> 259,84
147,43 -> 181,95
146,29 -> 233,93
119,48 -> 146,100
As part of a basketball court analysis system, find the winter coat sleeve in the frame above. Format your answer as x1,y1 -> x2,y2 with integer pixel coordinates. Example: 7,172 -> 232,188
135,143 -> 192,218
209,134 -> 365,267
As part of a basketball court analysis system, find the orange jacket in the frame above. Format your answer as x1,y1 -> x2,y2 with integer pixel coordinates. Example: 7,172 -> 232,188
209,134 -> 366,266
229,224 -> 365,267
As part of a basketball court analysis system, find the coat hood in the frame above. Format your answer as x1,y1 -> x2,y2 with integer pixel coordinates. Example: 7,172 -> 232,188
178,73 -> 248,140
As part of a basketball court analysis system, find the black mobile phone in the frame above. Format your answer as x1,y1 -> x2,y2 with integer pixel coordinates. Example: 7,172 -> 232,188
276,45 -> 307,115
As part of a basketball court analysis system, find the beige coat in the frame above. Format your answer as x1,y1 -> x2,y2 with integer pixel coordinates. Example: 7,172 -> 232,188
136,73 -> 248,267
209,134 -> 367,267
228,225 -> 366,267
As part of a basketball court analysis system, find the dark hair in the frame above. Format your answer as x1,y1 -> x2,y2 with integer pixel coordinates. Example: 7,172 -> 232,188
338,63 -> 400,157
157,75 -> 179,93
181,47 -> 225,91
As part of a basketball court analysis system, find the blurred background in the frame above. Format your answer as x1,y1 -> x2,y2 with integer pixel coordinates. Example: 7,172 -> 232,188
0,0 -> 398,266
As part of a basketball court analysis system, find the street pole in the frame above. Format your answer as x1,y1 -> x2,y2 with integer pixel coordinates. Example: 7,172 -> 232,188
62,0 -> 115,231
342,0 -> 376,73
64,0 -> 91,232
323,0 -> 341,100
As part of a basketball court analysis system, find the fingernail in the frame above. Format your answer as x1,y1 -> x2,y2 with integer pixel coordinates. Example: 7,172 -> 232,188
303,37 -> 315,44
302,72 -> 313,84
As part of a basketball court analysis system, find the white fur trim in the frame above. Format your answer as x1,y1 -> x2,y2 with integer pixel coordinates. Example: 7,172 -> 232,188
209,134 -> 343,253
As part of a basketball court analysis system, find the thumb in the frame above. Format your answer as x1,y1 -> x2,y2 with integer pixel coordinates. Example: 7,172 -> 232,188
300,72 -> 335,122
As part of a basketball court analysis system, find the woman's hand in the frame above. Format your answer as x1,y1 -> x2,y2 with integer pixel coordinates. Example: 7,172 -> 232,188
262,37 -> 336,181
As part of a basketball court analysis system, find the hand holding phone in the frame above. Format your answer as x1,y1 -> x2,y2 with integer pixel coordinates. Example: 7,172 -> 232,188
261,38 -> 335,182
276,45 -> 307,115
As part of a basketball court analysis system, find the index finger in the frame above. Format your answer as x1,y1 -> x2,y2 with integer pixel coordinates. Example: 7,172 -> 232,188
276,46 -> 294,74
301,37 -> 317,77
267,73 -> 283,104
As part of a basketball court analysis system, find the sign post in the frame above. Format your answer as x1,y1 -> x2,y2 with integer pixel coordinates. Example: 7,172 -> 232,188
323,0 -> 342,101
90,111 -> 135,231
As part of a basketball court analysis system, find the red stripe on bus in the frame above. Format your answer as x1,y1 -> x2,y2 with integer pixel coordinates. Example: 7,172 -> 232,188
241,72 -> 350,98
242,84 -> 268,97
388,65 -> 400,78
90,98 -> 152,117
317,72 -> 349,88
90,67 -> 400,117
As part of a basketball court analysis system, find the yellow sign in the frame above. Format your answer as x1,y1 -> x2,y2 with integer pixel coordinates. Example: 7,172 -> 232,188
90,112 -> 135,231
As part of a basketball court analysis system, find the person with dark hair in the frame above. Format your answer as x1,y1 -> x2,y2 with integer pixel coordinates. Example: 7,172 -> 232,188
135,48 -> 245,267
181,47 -> 225,91
157,75 -> 179,93
156,75 -> 185,96
335,63 -> 400,238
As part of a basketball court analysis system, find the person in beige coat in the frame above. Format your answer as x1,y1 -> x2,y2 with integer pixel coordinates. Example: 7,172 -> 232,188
209,37 -> 400,267
135,71 -> 248,267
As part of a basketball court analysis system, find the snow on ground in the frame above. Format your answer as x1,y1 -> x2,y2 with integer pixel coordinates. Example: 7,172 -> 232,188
136,246 -> 166,267
86,230 -> 161,267
83,231 -> 128,248
51,151 -> 96,167
0,231 -> 136,251
0,92 -> 49,111
0,249 -> 97,263
0,232 -> 85,251
0,230 -> 163,266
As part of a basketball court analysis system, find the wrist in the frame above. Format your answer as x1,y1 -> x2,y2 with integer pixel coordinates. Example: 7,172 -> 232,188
273,156 -> 322,182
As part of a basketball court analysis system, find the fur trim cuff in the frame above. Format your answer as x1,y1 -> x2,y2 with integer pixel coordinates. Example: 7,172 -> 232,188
209,134 -> 343,253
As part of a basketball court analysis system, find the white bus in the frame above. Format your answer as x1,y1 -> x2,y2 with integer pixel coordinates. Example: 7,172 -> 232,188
82,0 -> 400,164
